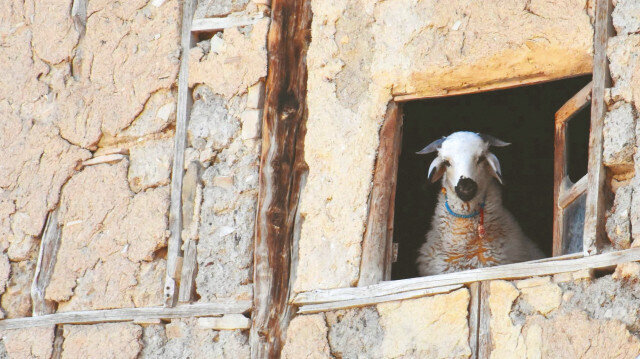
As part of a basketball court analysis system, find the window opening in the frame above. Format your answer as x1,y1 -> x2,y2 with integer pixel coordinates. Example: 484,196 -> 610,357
392,76 -> 592,280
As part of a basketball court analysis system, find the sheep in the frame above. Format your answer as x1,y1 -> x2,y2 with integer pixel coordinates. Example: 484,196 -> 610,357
416,131 -> 544,276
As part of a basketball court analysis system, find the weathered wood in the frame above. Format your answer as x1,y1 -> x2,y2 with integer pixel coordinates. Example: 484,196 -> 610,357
553,83 -> 592,256
359,102 -> 403,286
77,154 -> 127,169
251,0 -> 312,357
477,283 -> 492,359
51,325 -> 64,359
0,302 -> 251,330
178,161 -> 202,303
468,282 -> 480,359
393,74 -> 591,102
197,314 -> 251,330
528,252 -> 583,264
584,0 -> 613,256
165,0 -> 196,307
559,174 -> 588,209
191,13 -> 265,33
297,284 -> 462,314
293,247 -> 640,305
31,209 -> 61,316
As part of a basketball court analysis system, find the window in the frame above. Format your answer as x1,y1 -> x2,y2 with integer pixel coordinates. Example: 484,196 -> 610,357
392,76 -> 591,280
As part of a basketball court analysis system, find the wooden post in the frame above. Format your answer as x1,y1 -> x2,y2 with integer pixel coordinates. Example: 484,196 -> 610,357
583,0 -> 613,256
31,209 -> 61,316
477,283 -> 492,359
359,103 -> 403,286
164,0 -> 196,307
468,282 -> 480,359
250,0 -> 312,357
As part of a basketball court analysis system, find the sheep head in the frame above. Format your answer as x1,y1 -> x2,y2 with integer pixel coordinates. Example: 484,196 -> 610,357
417,131 -> 510,202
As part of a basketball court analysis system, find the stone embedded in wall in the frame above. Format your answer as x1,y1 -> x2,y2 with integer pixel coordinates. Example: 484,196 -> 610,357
46,161 -> 169,311
140,319 -> 250,358
295,0 -> 593,292
62,323 -> 143,359
1,260 -> 34,318
189,18 -> 270,99
281,314 -> 332,359
515,277 -> 562,316
0,326 -> 54,359
608,35 -> 640,110
606,184 -> 633,249
491,267 -> 640,357
186,84 -> 261,303
377,289 -> 471,358
187,86 -> 242,164
127,138 -> 174,193
612,0 -> 640,35
603,102 -> 636,172
326,307 -> 384,358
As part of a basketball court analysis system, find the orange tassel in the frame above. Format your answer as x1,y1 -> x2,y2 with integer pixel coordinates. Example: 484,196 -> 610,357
478,207 -> 486,239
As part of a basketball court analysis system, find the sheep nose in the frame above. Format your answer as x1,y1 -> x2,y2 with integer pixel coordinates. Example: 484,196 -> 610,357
455,177 -> 477,202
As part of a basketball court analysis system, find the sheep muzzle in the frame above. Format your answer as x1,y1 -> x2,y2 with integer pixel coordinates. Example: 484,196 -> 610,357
455,177 -> 477,202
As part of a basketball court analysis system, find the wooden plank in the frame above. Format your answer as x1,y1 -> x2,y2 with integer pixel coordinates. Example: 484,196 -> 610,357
297,284 -> 462,314
0,302 -> 251,330
250,0 -> 312,357
293,247 -> 640,305
528,252 -> 583,264
164,0 -> 197,307
178,161 -> 202,303
191,13 -> 265,33
584,0 -> 613,256
468,282 -> 480,359
555,82 -> 592,125
359,102 -> 403,286
477,283 -> 492,359
559,174 -> 588,209
31,210 -> 61,316
393,73 -> 591,102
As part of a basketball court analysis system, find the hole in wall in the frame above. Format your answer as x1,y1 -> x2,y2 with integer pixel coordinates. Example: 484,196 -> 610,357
391,75 -> 592,280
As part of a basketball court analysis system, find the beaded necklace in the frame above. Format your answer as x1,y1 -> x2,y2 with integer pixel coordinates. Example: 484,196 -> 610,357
442,187 -> 487,238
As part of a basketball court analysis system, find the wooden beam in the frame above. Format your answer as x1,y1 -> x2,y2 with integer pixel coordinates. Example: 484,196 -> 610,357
191,13 -> 265,33
251,0 -> 312,357
584,0 -> 613,256
31,210 -> 61,316
293,247 -> 640,305
178,161 -> 202,303
297,284 -> 462,314
468,282 -> 480,359
76,154 -> 127,169
393,73 -> 591,102
0,302 -> 251,330
164,0 -> 196,307
477,283 -> 492,359
359,102 -> 403,286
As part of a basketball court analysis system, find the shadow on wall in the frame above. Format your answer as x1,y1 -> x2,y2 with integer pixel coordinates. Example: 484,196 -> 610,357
392,75 -> 592,280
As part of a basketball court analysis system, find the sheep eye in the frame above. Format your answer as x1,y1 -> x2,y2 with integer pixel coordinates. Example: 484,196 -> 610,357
442,160 -> 450,167
477,156 -> 485,164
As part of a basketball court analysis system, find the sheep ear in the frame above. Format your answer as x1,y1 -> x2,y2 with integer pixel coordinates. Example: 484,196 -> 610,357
417,137 -> 446,154
428,157 -> 446,183
478,133 -> 510,147
486,152 -> 503,184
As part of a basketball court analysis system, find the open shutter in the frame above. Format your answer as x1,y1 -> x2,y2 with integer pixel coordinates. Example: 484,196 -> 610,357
553,83 -> 592,256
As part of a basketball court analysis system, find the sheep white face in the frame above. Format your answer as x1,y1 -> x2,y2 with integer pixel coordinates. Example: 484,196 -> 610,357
418,132 -> 509,202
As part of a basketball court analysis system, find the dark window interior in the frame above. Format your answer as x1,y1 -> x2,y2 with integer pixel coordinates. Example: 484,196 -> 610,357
392,76 -> 592,280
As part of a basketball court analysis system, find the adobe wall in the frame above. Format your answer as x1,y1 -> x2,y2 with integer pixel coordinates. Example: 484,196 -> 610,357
0,0 -> 267,356
2,0 -> 640,357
